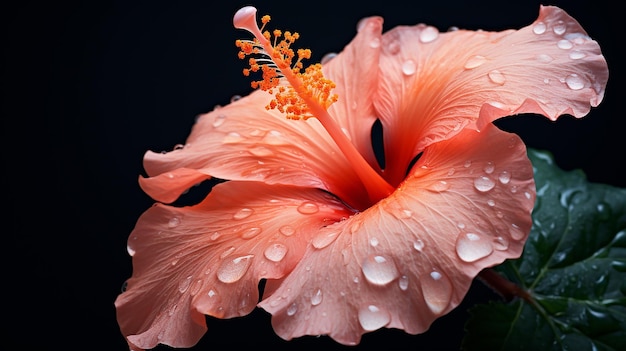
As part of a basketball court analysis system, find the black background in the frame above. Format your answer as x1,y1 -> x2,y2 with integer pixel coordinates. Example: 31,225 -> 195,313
4,0 -> 623,350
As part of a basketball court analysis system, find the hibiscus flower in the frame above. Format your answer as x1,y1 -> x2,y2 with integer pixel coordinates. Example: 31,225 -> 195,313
115,5 -> 608,350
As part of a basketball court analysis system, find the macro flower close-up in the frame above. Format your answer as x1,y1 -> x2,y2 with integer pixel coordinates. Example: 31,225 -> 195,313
114,4 -> 609,351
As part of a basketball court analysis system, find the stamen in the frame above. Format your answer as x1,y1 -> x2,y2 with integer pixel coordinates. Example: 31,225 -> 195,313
233,6 -> 394,204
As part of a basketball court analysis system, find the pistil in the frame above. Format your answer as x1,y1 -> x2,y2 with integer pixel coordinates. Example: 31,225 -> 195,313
233,6 -> 394,204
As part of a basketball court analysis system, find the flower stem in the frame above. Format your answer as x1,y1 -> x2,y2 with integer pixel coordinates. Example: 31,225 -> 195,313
477,268 -> 532,303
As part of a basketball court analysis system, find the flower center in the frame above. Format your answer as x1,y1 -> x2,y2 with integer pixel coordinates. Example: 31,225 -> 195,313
233,6 -> 394,204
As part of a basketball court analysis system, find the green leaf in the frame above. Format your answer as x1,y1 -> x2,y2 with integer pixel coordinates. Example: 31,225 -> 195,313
463,149 -> 626,351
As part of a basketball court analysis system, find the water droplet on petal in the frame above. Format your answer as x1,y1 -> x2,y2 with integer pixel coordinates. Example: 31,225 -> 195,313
419,26 -> 439,43
422,270 -> 452,314
483,162 -> 495,174
533,22 -> 546,34
569,50 -> 586,60
428,180 -> 450,192
493,236 -> 509,250
248,146 -> 274,157
565,74 -> 585,90
487,199 -> 495,207
297,202 -> 319,214
233,208 -> 254,220
474,176 -> 495,192
358,305 -> 391,331
168,217 -> 180,228
178,275 -> 193,293
241,227 -> 262,239
223,132 -> 245,144
553,20 -> 566,35
398,275 -> 409,290
311,289 -> 323,306
264,243 -> 288,262
212,114 -> 226,128
369,237 -> 379,247
557,39 -> 573,50
413,240 -> 425,252
498,170 -> 511,184
230,95 -> 242,103
510,223 -> 525,240
401,59 -> 417,76
369,38 -> 381,48
537,54 -> 554,63
287,302 -> 298,316
321,52 -> 337,64
362,255 -> 399,286
220,246 -> 236,259
456,232 -> 494,262
488,70 -> 505,85
279,225 -> 295,236
464,55 -> 486,69
217,254 -> 254,283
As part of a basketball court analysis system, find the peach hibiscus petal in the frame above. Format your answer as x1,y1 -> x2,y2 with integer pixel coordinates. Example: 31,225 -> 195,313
259,123 -> 535,344
374,5 -> 607,184
140,91 -> 370,208
138,167 -> 212,204
115,181 -> 354,350
322,16 -> 384,171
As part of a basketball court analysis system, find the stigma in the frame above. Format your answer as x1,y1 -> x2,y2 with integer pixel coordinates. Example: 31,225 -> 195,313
234,6 -> 338,120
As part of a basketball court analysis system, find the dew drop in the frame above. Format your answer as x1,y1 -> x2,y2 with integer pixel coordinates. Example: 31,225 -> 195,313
262,130 -> 287,145
369,38 -> 381,48
220,246 -> 236,259
532,22 -> 546,34
279,225 -> 295,236
464,160 -> 472,168
413,240 -> 425,252
487,199 -> 496,207
398,275 -> 409,291
537,54 -> 554,63
483,161 -> 495,174
212,114 -> 226,128
311,289 -> 323,306
557,39 -> 573,50
456,232 -> 494,262
385,39 -> 401,55
178,275 -> 193,293
264,243 -> 288,262
361,255 -> 399,286
297,202 -> 319,214
428,180 -> 450,192
369,237 -> 379,247
474,176 -> 495,192
217,255 -> 254,283
358,305 -> 391,331
565,74 -> 585,90
421,270 -> 452,314
487,70 -> 506,85
493,236 -> 509,250
321,52 -> 337,64
233,208 -> 254,220
419,26 -> 439,43
168,217 -> 180,228
569,50 -> 586,60
230,95 -> 242,103
223,132 -> 244,144
241,227 -> 262,239
189,279 -> 202,296
287,302 -> 298,316
248,146 -> 274,157
464,55 -> 486,69
498,170 -> 511,184
552,20 -> 566,35
401,59 -> 417,76
510,223 -> 525,240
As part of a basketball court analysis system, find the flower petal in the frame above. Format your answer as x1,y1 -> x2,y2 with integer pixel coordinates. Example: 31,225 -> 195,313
140,91 -> 369,208
115,181 -> 354,350
374,5 -> 607,184
323,16 -> 384,171
259,123 -> 535,344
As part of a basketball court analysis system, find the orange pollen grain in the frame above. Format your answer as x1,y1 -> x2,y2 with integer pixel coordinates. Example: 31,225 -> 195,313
235,14 -> 338,120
